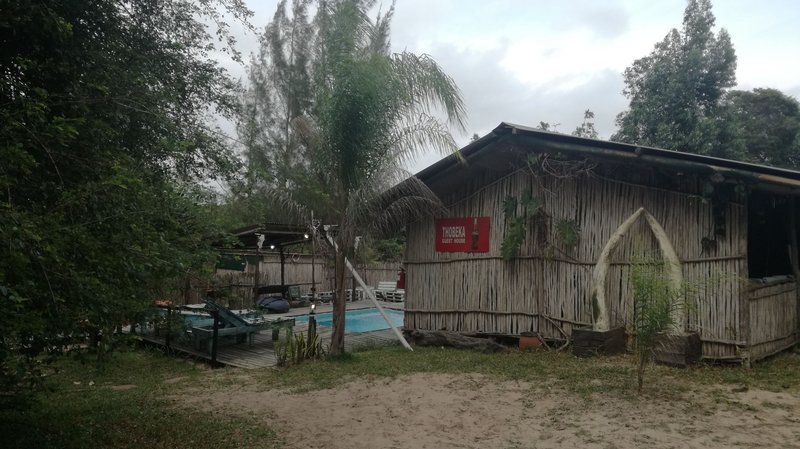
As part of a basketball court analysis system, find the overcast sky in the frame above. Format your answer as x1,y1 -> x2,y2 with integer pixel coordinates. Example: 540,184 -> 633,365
218,0 -> 800,172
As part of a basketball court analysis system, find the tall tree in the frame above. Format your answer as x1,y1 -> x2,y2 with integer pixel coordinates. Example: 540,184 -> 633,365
573,109 -> 599,139
613,0 -> 737,157
0,0 -> 249,389
720,88 -> 800,169
272,0 -> 465,355
238,0 -> 315,191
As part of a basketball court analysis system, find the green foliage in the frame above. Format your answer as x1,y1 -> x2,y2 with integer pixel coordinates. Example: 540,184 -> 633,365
613,1 -> 800,169
630,252 -> 690,394
275,328 -> 324,367
237,0 -> 316,193
0,0 -> 248,390
501,193 -> 542,260
503,196 -> 519,218
501,217 -> 527,261
719,88 -> 800,169
572,110 -> 599,139
251,0 -> 465,354
0,350 -> 281,449
613,0 -> 738,158
257,344 -> 800,397
555,219 -> 581,251
5,346 -> 800,449
356,232 -> 407,263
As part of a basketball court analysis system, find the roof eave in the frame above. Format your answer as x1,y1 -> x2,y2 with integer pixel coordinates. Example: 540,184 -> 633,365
415,122 -> 800,192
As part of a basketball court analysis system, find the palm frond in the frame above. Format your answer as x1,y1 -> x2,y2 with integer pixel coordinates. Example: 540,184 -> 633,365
262,0 -> 465,248
384,113 -> 460,164
388,52 -> 467,131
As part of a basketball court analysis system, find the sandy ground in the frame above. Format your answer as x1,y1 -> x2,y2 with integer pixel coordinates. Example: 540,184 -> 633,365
178,373 -> 800,449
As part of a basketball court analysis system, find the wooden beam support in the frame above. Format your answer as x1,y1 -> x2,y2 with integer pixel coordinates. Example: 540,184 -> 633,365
791,197 -> 800,344
279,247 -> 285,289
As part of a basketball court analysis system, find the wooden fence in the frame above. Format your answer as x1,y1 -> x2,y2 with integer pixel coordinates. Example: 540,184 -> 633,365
748,279 -> 798,360
168,252 -> 400,308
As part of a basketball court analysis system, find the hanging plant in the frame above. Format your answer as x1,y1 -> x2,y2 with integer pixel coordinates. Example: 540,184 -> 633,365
501,192 -> 542,260
555,219 -> 581,252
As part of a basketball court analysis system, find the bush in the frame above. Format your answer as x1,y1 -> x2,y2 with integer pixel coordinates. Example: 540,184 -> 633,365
275,329 -> 325,367
630,252 -> 690,393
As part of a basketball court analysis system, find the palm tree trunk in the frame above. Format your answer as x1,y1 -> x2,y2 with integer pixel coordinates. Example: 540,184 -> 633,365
637,351 -> 646,394
330,250 -> 347,355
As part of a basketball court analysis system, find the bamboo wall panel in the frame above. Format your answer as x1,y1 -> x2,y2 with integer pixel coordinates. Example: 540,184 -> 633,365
406,166 -> 751,360
748,281 -> 798,360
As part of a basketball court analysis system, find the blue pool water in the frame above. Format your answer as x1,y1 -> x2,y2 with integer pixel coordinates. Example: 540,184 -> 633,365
295,308 -> 404,333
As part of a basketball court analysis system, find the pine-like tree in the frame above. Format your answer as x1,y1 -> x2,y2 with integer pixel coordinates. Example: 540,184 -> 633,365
239,0 -> 315,189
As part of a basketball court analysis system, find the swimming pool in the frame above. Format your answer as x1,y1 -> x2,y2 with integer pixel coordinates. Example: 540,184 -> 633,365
295,308 -> 404,333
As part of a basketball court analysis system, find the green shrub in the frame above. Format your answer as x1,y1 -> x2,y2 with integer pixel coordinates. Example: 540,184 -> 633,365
275,328 -> 325,367
630,252 -> 690,393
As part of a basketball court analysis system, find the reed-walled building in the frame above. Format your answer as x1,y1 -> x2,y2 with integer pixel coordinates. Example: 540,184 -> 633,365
404,122 -> 800,364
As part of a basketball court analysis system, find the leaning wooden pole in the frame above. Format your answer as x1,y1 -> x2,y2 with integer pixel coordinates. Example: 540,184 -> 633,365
326,234 -> 413,351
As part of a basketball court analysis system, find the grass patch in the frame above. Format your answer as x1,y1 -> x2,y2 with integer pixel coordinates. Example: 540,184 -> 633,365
254,345 -> 800,398
5,343 -> 798,449
256,346 -> 635,396
0,348 -> 281,449
685,349 -> 800,391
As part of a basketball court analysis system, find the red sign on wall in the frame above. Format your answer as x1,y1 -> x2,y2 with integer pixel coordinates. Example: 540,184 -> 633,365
435,217 -> 490,252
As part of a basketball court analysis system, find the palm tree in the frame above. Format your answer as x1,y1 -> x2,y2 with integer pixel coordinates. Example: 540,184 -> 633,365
275,0 -> 466,355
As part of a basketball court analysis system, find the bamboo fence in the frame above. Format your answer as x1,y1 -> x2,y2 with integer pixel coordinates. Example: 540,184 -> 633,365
747,279 -> 798,360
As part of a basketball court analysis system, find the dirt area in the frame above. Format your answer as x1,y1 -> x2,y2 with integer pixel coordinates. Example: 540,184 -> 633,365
177,373 -> 800,449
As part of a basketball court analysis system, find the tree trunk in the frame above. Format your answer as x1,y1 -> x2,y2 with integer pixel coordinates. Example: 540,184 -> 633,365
404,329 -> 506,353
330,250 -> 347,355
637,351 -> 646,394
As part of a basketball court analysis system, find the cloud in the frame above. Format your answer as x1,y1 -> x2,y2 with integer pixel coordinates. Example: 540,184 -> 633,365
552,1 -> 630,39
568,3 -> 631,39
223,0 -> 800,175
786,85 -> 800,101
407,41 -> 629,172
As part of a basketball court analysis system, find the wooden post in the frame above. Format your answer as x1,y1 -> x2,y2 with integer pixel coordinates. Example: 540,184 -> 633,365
307,314 -> 317,352
165,305 -> 172,351
210,309 -> 219,366
253,249 -> 261,302
311,236 -> 317,299
351,271 -> 356,302
311,213 -> 317,300
280,247 -> 286,289
741,195 -> 752,367
790,197 -> 800,343
325,234 -> 413,351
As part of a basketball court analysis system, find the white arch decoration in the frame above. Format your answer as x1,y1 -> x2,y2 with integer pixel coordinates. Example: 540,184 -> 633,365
590,207 -> 684,333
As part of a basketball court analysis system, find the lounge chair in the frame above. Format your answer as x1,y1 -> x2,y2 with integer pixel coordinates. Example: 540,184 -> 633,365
190,298 -> 256,352
190,299 -> 295,352
375,281 -> 405,302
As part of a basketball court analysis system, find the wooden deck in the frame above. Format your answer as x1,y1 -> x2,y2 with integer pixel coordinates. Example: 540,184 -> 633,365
139,301 -> 404,369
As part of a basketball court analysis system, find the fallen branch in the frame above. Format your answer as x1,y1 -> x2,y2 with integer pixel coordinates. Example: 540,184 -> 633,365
403,330 -> 506,353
